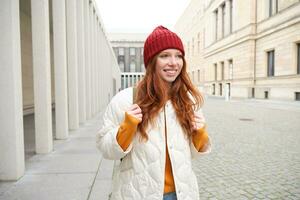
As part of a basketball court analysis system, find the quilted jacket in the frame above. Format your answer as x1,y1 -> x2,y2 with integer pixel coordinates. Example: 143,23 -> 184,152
96,87 -> 211,200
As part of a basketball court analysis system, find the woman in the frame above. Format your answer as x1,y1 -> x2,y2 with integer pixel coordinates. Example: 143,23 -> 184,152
96,26 -> 211,200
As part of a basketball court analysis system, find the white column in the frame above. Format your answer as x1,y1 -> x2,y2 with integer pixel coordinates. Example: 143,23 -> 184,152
127,75 -> 130,87
225,0 -> 231,36
31,0 -> 53,153
212,11 -> 217,42
93,13 -> 97,113
77,0 -> 86,123
95,18 -> 99,113
52,0 -> 69,139
0,0 -> 25,180
84,0 -> 91,119
217,6 -> 223,40
89,5 -> 95,116
66,0 -> 79,129
99,29 -> 105,109
96,23 -> 100,112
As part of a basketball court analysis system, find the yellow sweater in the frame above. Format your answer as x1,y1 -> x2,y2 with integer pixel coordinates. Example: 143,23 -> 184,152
116,112 -> 209,194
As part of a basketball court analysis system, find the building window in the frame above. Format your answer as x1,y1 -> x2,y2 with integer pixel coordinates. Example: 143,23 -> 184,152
119,61 -> 125,72
129,75 -> 132,87
214,10 -> 218,41
221,3 -> 225,38
295,92 -> 300,101
198,69 -> 200,82
297,43 -> 300,74
192,71 -> 195,82
264,91 -> 269,99
229,59 -> 233,79
130,61 -> 136,72
221,61 -> 224,80
121,75 -> 125,89
130,48 -> 136,56
119,48 -> 124,56
214,63 -> 217,80
230,0 -> 233,33
267,50 -> 275,77
125,75 -> 128,88
133,75 -> 137,86
269,0 -> 278,17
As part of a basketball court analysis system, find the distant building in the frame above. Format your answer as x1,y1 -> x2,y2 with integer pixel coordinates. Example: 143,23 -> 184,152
175,0 -> 300,101
109,33 -> 147,89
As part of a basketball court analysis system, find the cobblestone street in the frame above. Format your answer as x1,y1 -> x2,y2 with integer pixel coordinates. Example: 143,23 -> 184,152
194,98 -> 300,200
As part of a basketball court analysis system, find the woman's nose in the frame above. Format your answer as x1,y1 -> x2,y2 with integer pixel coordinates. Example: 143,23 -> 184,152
168,56 -> 177,65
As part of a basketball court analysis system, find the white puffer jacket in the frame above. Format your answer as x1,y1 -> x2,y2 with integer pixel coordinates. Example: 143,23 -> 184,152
96,87 -> 211,200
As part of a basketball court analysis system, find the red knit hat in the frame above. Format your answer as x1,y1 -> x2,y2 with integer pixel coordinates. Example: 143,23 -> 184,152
143,26 -> 185,67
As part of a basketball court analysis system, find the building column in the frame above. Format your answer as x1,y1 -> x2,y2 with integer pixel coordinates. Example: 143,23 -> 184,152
52,0 -> 69,139
93,13 -> 97,113
31,0 -> 53,153
95,18 -> 99,113
77,0 -> 86,123
225,0 -> 231,36
127,75 -> 130,88
66,0 -> 79,129
84,0 -> 91,119
0,0 -> 25,180
96,23 -> 101,112
224,60 -> 229,80
99,29 -> 105,109
217,6 -> 223,40
212,10 -> 217,42
89,5 -> 95,116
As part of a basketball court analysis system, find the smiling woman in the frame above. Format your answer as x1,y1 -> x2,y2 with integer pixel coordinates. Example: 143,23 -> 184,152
96,25 -> 211,200
156,49 -> 184,83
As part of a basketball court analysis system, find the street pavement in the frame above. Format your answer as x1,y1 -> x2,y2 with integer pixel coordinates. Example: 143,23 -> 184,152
195,97 -> 300,200
0,97 -> 299,200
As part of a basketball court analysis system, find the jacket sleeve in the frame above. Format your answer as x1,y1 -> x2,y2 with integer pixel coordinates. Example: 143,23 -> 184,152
190,108 -> 212,159
96,98 -> 133,160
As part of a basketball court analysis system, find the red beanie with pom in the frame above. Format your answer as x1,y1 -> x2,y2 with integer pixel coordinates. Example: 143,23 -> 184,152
143,26 -> 185,67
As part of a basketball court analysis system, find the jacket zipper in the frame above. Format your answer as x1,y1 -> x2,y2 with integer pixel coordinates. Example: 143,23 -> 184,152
163,105 -> 179,198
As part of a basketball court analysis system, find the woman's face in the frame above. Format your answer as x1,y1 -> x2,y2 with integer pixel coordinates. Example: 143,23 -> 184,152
155,49 -> 184,84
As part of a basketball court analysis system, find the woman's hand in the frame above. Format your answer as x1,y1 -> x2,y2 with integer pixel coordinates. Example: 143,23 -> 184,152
192,113 -> 206,131
126,104 -> 143,122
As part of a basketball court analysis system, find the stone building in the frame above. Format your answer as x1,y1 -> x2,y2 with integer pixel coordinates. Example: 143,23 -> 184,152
0,0 -> 120,180
109,33 -> 147,89
175,0 -> 300,101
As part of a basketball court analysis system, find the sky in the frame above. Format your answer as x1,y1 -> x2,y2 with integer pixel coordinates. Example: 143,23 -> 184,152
95,0 -> 190,34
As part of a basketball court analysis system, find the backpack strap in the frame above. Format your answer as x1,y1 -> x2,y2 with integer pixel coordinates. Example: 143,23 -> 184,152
132,87 -> 137,104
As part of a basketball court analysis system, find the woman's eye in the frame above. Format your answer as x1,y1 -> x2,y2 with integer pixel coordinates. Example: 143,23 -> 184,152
176,54 -> 183,58
159,54 -> 169,58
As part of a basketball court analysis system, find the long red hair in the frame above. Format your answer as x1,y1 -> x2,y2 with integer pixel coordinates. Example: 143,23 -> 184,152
135,54 -> 204,141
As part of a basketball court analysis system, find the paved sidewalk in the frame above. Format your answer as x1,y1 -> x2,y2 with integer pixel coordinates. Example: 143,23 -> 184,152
0,113 -> 114,200
195,97 -> 300,199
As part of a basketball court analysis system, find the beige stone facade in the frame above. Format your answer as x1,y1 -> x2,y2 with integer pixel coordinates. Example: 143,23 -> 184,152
175,0 -> 300,101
